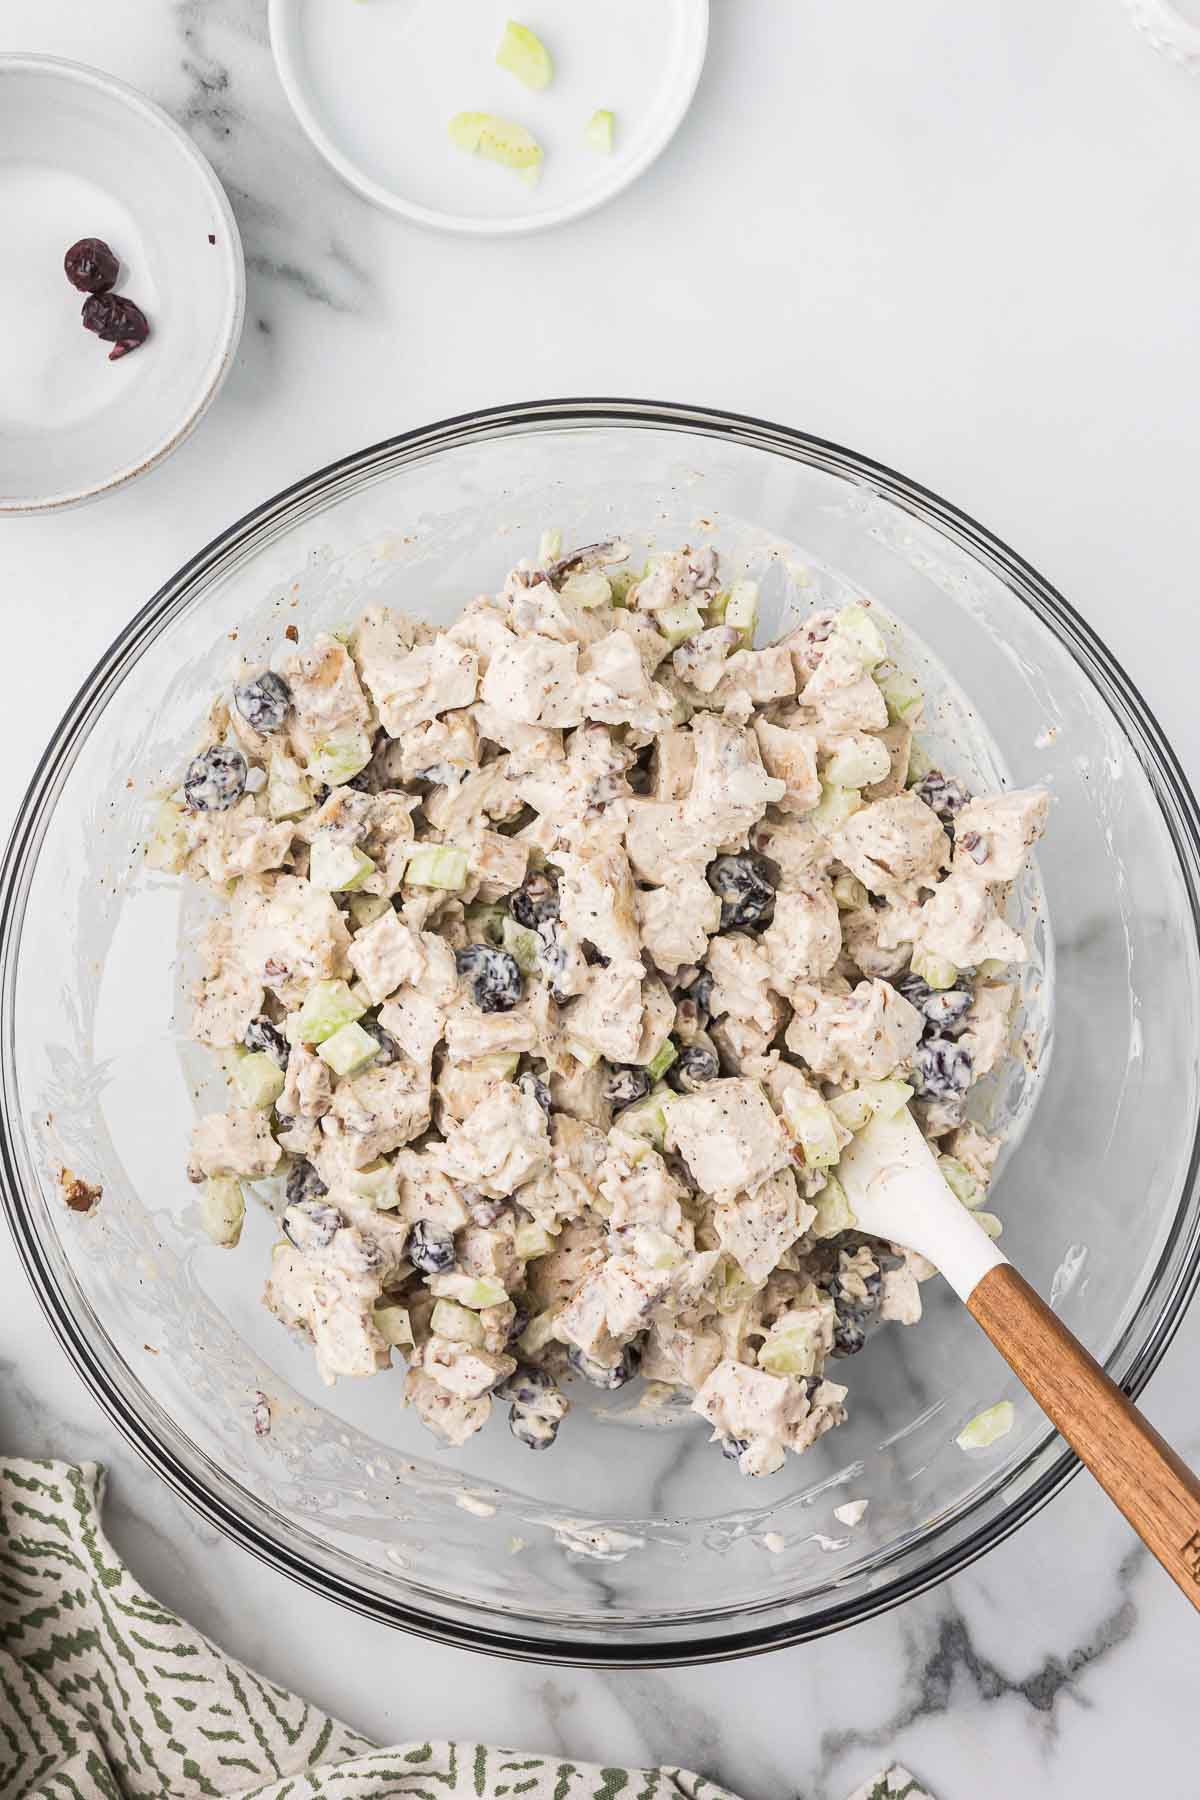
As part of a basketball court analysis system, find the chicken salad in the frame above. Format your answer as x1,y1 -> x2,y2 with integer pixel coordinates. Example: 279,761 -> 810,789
151,537 -> 1049,1478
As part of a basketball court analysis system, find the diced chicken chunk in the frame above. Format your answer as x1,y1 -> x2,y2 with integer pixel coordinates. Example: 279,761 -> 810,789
785,978 -> 923,1084
667,1079 -> 792,1202
347,908 -> 425,1004
190,1108 -> 281,1179
762,883 -> 841,988
833,794 -> 949,898
953,788 -> 1049,884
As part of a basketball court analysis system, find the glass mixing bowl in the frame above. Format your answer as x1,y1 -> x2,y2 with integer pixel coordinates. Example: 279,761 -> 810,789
3,400 -> 1200,1666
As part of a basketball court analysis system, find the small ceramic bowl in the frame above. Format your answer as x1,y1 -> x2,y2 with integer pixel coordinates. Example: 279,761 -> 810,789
269,0 -> 709,236
0,55 -> 245,514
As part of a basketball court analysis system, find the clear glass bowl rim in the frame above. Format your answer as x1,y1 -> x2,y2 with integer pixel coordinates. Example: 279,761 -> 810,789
4,396 -> 1200,1667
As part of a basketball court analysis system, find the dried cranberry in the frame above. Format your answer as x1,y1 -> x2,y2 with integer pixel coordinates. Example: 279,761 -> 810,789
64,237 -> 119,294
81,292 -> 150,361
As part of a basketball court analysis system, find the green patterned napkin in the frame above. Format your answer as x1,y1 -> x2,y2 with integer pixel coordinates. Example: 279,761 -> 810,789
0,1460 -> 932,1800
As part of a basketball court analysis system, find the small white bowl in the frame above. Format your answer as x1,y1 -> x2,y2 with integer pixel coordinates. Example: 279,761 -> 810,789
0,56 -> 245,514
269,0 -> 709,236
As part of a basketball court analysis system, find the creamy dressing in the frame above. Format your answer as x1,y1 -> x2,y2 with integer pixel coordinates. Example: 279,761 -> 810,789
168,539 -> 1048,1477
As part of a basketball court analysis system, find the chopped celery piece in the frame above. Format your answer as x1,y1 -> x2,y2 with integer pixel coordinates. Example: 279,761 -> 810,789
758,1319 -> 817,1377
295,979 -> 365,1044
977,956 -> 1009,979
861,1078 -> 913,1119
462,1051 -> 522,1081
938,1153 -> 985,1209
657,600 -> 705,648
824,736 -> 892,789
538,527 -> 562,563
956,1400 -> 1014,1450
782,1088 -> 842,1168
145,799 -> 189,873
201,1175 -> 245,1248
561,569 -> 612,608
514,1219 -> 556,1260
467,900 -> 509,946
833,872 -> 870,911
501,916 -> 541,973
705,589 -> 730,624
331,622 -> 353,646
616,1086 -> 670,1149
235,1052 -> 286,1111
348,1160 -> 400,1210
448,111 -> 543,173
429,1272 -> 509,1309
267,751 -> 312,821
405,844 -> 468,890
431,1297 -> 486,1346
608,567 -> 637,605
974,1211 -> 1004,1239
308,725 -> 373,788
811,782 -> 863,831
518,1305 -> 561,1356
495,20 -> 554,90
910,946 -> 958,990
565,1038 -> 601,1070
317,1021 -> 380,1077
833,603 -> 887,668
879,669 -> 924,725
634,1226 -> 683,1271
449,112 -> 488,152
646,1038 -> 678,1082
725,579 -> 759,647
828,1087 -> 873,1133
584,108 -> 615,153
374,1301 -> 414,1349
907,739 -> 933,784
715,1258 -> 760,1315
810,1172 -> 856,1239
348,891 -> 392,930
830,1079 -> 914,1134
309,834 -> 375,893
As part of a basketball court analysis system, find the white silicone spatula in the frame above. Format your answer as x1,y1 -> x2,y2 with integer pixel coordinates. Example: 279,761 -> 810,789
839,1108 -> 1200,1607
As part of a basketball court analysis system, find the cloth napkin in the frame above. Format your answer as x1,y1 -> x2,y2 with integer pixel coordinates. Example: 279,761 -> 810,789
0,1459 -> 932,1800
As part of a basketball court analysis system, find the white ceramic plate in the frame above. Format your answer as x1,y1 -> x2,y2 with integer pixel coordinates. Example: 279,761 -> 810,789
0,56 -> 245,514
269,0 -> 708,236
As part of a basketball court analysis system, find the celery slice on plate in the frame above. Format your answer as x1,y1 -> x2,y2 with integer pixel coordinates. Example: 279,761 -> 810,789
449,111 -> 543,175
495,21 -> 554,92
585,108 -> 615,153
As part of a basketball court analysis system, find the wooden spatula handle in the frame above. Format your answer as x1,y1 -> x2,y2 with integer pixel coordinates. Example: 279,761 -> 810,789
968,1263 -> 1200,1608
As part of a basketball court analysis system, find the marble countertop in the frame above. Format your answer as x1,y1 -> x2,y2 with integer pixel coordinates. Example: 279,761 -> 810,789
4,1 -> 1200,1793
